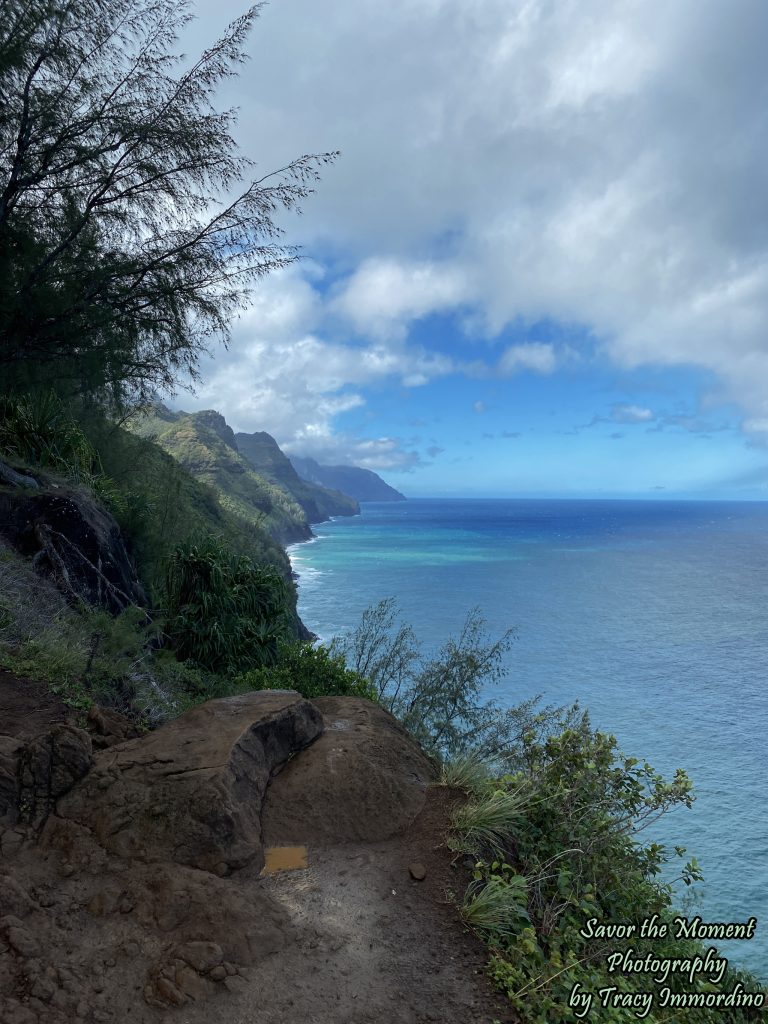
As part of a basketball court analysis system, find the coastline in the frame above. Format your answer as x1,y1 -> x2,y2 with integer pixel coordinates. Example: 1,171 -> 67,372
286,496 -> 768,979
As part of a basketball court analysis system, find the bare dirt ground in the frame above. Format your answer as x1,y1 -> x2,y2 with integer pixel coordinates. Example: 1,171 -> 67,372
197,788 -> 517,1024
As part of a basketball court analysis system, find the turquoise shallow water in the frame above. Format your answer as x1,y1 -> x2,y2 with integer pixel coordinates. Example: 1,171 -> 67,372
290,498 -> 768,978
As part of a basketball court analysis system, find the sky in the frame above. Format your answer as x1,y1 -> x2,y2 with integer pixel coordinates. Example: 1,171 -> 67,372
169,0 -> 768,498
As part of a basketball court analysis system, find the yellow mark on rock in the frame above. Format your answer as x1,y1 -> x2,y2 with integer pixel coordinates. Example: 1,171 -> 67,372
261,845 -> 308,875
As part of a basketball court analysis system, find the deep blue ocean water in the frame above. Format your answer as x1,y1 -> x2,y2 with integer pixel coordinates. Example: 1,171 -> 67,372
289,498 -> 768,978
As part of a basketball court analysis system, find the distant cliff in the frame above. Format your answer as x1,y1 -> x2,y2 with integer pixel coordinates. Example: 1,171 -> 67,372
235,432 -> 359,523
129,405 -> 314,546
289,456 -> 406,502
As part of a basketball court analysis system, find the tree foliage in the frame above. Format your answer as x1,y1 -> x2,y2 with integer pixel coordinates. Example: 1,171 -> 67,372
334,598 -> 569,762
0,0 -> 336,403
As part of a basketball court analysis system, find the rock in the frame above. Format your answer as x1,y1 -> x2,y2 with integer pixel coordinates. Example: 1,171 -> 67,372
223,975 -> 248,994
0,483 -> 146,614
85,707 -> 141,750
174,941 -> 223,973
58,692 -> 323,874
18,726 -> 93,827
0,736 -> 23,826
263,697 -> 436,846
0,874 -> 36,917
6,924 -> 39,957
409,863 -> 427,881
0,460 -> 39,490
209,965 -> 227,982
154,976 -> 186,1005
1,999 -> 38,1024
174,965 -> 212,1001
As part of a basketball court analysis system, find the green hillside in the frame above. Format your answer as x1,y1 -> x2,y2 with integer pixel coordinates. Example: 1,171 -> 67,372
128,406 -> 313,547
235,431 -> 359,523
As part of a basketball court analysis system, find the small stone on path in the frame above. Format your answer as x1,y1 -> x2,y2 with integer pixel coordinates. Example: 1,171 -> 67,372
409,862 -> 427,881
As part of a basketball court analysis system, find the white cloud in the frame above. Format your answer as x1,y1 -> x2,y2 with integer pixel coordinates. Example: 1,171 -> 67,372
611,404 -> 654,424
172,268 -> 441,468
182,0 -> 768,445
498,342 -> 557,375
332,258 -> 471,340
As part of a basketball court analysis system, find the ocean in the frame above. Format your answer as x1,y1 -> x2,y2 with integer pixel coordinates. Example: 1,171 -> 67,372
289,498 -> 768,978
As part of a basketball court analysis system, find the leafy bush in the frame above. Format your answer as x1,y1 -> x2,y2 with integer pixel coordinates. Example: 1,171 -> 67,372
0,391 -> 97,478
450,713 -> 764,1023
235,641 -> 376,701
162,535 -> 290,674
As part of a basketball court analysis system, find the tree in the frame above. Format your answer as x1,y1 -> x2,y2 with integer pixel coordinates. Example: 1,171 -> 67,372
0,0 -> 335,404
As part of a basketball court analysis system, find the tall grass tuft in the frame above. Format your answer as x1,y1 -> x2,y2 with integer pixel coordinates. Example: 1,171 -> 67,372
439,752 -> 491,795
461,875 -> 530,939
449,787 -> 529,855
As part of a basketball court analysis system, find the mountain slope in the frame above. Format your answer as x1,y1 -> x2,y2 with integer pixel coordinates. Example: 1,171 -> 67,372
235,431 -> 359,523
290,456 -> 406,502
129,406 -> 313,546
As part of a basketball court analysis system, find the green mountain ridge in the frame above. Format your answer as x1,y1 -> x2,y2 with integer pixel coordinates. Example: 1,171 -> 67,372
128,405 -> 314,547
235,431 -> 359,523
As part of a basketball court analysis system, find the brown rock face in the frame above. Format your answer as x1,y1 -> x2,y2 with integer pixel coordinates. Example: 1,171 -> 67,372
262,697 -> 436,846
57,691 -> 323,874
0,482 -> 146,613
0,736 -> 23,826
18,725 -> 93,827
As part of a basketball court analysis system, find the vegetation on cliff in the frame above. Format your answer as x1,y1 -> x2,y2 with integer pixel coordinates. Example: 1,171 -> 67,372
128,404 -> 315,546
235,431 -> 359,523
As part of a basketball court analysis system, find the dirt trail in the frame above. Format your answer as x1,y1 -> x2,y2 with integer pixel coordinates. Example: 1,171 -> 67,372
191,790 -> 515,1024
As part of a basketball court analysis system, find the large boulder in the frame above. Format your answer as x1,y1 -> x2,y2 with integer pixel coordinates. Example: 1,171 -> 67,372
58,691 -> 323,874
262,696 -> 436,846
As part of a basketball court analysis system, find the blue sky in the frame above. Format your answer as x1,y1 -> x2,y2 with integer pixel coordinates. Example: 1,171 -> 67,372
172,0 -> 768,499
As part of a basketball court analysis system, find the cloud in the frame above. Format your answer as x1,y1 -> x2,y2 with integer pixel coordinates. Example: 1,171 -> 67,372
170,268 -> 432,469
498,342 -> 557,375
426,445 -> 445,458
609,432 -> 624,440
611,404 -> 654,423
473,400 -> 487,414
184,0 -> 768,448
501,430 -> 521,438
332,258 -> 471,341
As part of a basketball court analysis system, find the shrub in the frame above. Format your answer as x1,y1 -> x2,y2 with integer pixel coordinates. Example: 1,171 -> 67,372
235,641 -> 377,701
162,535 -> 290,674
0,391 -> 97,478
453,713 -> 764,1023
334,598 -> 574,763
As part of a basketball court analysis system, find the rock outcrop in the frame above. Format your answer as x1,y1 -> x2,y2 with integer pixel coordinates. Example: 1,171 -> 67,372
18,725 -> 93,828
262,697 -> 435,846
0,689 -> 446,1019
0,477 -> 146,614
235,431 -> 359,523
58,691 -> 323,874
